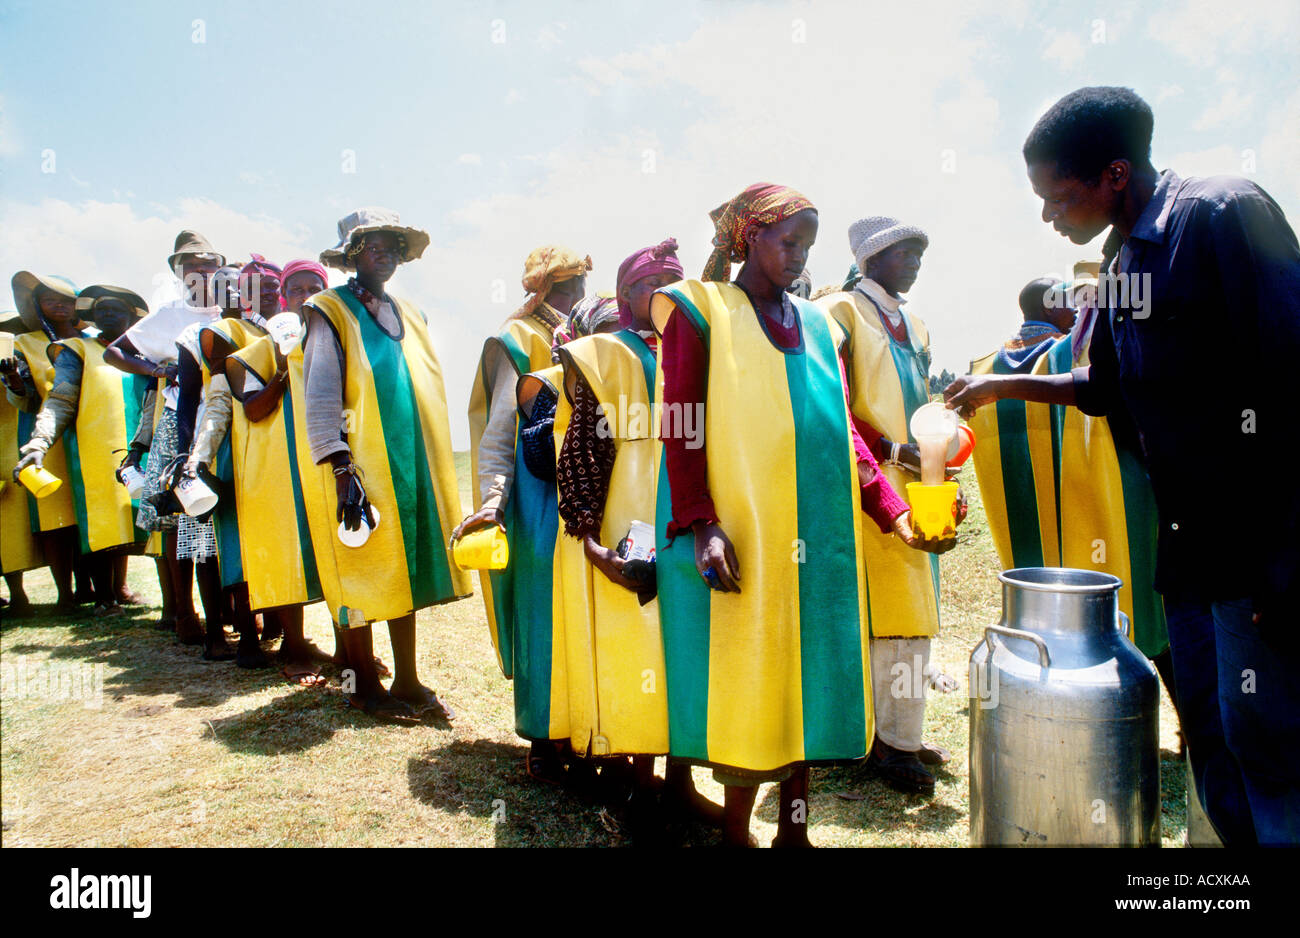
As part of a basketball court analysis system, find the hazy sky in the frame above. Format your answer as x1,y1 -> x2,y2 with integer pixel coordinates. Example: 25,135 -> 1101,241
3,0 -> 1297,445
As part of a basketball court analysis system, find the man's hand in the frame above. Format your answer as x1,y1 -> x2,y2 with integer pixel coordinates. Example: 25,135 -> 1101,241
583,535 -> 642,592
13,447 -> 44,478
943,374 -> 1002,420
451,505 -> 505,544
693,520 -> 741,592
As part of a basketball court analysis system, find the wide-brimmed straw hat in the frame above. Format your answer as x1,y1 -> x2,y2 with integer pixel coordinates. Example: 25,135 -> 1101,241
76,284 -> 149,319
167,230 -> 226,271
11,271 -> 80,332
319,207 -> 430,271
848,216 -> 930,271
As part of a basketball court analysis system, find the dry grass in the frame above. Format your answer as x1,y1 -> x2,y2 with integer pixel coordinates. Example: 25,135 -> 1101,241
1,455 -> 1188,847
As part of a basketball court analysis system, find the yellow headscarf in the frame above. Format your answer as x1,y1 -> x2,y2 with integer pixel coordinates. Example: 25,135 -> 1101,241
516,244 -> 592,318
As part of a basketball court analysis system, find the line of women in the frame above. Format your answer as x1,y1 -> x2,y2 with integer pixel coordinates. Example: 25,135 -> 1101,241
3,186 -> 968,846
455,182 -> 968,845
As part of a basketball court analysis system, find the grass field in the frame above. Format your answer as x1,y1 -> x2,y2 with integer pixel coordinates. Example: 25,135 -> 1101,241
1,453 -> 1189,847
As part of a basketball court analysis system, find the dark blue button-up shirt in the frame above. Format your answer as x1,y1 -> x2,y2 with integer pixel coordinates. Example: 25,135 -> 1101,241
1073,170 -> 1300,603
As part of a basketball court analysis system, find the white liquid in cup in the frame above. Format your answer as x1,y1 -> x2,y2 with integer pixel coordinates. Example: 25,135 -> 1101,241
909,402 -> 959,486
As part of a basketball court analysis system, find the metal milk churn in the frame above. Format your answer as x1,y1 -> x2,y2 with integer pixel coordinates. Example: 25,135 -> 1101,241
969,568 -> 1159,845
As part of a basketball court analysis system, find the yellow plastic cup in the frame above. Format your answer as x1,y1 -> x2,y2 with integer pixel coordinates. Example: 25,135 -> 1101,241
905,481 -> 960,540
453,526 -> 509,570
18,464 -> 62,499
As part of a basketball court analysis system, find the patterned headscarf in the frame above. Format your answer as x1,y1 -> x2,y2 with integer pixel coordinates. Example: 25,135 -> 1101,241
702,182 -> 816,282
516,244 -> 592,319
239,254 -> 283,318
570,294 -> 620,339
616,238 -> 685,327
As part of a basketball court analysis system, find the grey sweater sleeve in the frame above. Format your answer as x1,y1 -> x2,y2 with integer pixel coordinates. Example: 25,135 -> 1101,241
302,305 -> 351,464
131,382 -> 158,450
477,351 -> 518,509
25,350 -> 83,451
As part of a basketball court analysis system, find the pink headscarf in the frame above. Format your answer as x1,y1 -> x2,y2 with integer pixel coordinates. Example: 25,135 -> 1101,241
239,254 -> 283,314
280,258 -> 329,290
616,238 -> 685,327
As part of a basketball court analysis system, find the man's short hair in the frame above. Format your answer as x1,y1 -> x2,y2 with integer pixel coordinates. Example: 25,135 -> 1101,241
1019,277 -> 1060,321
1023,86 -> 1154,181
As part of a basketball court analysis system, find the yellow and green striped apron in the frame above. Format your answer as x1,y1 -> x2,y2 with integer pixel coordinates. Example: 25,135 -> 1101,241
818,291 -> 940,639
1,386 -> 42,573
504,363 -> 569,742
305,288 -> 471,626
967,348 -> 1062,569
969,337 -> 1167,657
650,280 -> 872,776
224,335 -> 324,613
49,338 -> 144,554
198,318 -> 268,588
553,331 -> 668,757
13,332 -> 78,534
467,315 -> 555,677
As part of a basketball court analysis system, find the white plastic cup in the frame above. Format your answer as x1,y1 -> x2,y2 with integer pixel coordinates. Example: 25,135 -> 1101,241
266,312 -> 303,354
174,474 -> 219,517
623,519 -> 656,562
119,465 -> 148,498
338,505 -> 380,548
909,402 -> 959,486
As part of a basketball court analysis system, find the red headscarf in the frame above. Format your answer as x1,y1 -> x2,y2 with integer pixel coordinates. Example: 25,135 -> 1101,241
703,182 -> 815,282
616,238 -> 685,327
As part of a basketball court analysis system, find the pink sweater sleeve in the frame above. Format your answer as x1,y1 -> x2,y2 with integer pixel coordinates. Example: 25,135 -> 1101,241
839,353 -> 908,533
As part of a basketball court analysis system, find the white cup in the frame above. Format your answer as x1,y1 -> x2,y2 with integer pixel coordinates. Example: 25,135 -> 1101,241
338,505 -> 380,548
623,519 -> 656,562
174,474 -> 219,517
266,312 -> 303,354
119,465 -> 148,498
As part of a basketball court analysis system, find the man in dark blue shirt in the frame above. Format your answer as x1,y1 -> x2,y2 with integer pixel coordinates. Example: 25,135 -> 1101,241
947,86 -> 1299,845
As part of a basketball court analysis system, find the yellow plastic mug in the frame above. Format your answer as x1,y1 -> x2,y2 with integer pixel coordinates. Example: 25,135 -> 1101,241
18,464 -> 62,499
452,526 -> 509,570
905,481 -> 960,540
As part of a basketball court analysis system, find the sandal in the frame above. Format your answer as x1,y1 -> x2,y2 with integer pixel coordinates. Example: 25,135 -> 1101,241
281,663 -> 327,687
916,741 -> 951,766
867,742 -> 935,795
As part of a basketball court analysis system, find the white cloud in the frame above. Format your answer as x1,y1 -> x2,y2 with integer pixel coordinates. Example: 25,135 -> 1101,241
0,197 -> 327,317
1155,83 -> 1184,104
408,0 -> 1093,405
1041,28 -> 1086,70
457,153 -> 482,165
1259,86 -> 1300,202
1146,0 -> 1300,64
1191,86 -> 1254,131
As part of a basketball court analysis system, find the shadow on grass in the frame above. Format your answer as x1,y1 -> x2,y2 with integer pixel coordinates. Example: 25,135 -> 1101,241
206,688 -> 359,755
407,740 -> 689,847
3,601 -> 288,710
755,762 -> 965,838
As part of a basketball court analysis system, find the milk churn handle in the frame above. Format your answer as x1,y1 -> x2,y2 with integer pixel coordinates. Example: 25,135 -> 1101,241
985,624 -> 1052,668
